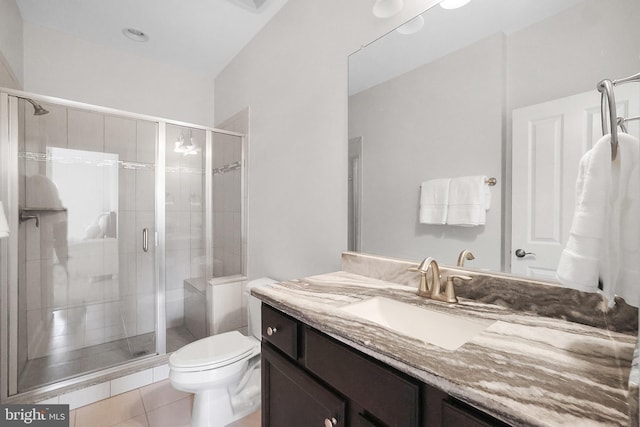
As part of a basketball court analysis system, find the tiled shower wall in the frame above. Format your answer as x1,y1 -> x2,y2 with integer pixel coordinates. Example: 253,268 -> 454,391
212,133 -> 242,278
210,109 -> 248,336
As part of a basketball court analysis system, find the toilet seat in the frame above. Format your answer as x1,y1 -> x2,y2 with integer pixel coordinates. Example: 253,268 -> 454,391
169,331 -> 257,372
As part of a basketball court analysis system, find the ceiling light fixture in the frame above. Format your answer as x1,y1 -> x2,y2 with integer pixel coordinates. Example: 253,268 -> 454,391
396,15 -> 425,35
373,0 -> 404,18
439,0 -> 471,10
174,131 -> 198,155
226,0 -> 270,13
122,28 -> 149,42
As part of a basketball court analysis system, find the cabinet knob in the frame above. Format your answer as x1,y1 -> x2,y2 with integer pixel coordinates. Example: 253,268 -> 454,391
324,417 -> 337,427
266,326 -> 277,336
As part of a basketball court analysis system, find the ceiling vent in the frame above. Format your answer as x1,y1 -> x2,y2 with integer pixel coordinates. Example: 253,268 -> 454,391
227,0 -> 270,13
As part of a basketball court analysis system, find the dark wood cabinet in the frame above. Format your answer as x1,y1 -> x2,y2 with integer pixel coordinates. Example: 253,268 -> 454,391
305,327 -> 420,427
262,343 -> 345,427
262,303 -> 299,359
441,400 -> 510,427
261,303 -> 510,427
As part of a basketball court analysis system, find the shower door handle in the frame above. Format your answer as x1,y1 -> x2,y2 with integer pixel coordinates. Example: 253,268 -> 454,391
142,228 -> 149,252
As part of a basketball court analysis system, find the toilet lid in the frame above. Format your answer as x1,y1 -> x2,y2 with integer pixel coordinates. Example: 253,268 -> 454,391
170,331 -> 256,370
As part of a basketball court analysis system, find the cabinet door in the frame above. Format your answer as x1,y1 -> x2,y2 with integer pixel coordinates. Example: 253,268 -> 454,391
262,342 -> 345,427
305,328 -> 420,427
442,400 -> 509,427
357,412 -> 386,427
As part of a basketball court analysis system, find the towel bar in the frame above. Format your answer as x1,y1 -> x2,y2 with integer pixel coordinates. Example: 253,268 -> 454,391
419,177 -> 496,188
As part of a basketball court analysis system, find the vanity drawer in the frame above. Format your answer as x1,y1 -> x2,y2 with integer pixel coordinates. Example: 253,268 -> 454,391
304,327 -> 420,427
262,304 -> 298,359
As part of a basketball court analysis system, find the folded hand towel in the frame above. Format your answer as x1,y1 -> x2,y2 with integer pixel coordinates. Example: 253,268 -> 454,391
446,176 -> 490,226
419,178 -> 450,224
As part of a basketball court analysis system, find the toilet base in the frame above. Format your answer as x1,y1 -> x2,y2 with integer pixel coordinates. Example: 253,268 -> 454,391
189,367 -> 261,427
192,388 -> 233,427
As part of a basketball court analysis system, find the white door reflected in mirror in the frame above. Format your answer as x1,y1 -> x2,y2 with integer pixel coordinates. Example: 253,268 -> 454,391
511,86 -> 640,279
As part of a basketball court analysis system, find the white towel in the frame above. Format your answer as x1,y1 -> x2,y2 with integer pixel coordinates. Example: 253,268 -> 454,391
556,133 -> 640,307
0,202 -> 9,238
419,179 -> 450,224
446,176 -> 490,226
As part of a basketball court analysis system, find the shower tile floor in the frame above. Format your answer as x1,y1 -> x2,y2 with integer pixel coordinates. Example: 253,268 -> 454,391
18,326 -> 195,392
67,379 -> 260,427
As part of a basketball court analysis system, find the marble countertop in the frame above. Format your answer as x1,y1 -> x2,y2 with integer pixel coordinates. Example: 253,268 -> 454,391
252,271 -> 638,427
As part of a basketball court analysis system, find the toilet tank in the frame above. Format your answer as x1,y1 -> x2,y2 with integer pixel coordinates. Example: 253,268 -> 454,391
246,278 -> 277,339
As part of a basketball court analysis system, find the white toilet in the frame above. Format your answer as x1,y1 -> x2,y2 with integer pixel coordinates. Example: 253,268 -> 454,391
169,277 -> 276,427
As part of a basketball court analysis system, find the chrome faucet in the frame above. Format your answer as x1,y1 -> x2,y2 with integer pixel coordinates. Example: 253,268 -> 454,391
410,257 -> 472,303
457,249 -> 475,267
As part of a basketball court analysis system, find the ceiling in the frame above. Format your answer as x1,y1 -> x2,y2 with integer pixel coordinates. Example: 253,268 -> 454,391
16,0 -> 288,78
349,0 -> 585,95
16,0 -> 587,93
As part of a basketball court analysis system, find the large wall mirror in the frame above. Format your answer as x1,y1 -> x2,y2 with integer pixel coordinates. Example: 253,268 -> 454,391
348,0 -> 640,279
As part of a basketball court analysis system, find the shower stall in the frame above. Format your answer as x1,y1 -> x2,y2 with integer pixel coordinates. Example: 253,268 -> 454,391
0,90 -> 246,400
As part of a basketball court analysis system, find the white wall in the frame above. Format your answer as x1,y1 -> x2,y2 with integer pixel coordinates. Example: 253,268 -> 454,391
214,0 -> 640,280
349,34 -> 505,270
0,60 -> 19,90
0,0 -> 23,89
506,0 -> 640,111
22,22 -> 215,126
214,0 -> 439,281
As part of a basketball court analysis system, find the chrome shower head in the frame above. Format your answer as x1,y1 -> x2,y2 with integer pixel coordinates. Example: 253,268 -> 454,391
24,98 -> 49,116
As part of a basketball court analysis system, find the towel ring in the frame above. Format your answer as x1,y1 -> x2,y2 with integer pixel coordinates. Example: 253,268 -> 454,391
597,79 -> 618,160
597,72 -> 640,161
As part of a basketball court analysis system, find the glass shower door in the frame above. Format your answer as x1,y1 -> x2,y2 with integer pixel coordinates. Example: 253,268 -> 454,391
164,124 -> 209,351
15,98 -> 158,392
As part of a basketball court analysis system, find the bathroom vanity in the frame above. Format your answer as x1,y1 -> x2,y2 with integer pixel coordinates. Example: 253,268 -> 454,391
261,303 -> 507,426
253,253 -> 638,427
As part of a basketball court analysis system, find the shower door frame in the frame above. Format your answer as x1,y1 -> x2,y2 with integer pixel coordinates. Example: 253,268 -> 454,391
0,88 -> 247,403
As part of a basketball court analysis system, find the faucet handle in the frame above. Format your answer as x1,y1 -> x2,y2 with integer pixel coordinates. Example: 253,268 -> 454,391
408,266 -> 430,295
448,274 -> 472,282
442,274 -> 472,303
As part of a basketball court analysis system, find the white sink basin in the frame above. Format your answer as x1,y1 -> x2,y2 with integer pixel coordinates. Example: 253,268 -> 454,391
340,296 -> 495,351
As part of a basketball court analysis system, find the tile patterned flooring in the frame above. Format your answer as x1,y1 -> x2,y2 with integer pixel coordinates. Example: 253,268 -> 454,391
67,379 -> 260,427
19,326 -> 194,392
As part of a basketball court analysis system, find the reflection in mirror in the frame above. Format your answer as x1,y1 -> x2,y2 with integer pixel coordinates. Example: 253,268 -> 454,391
46,147 -> 118,243
348,0 -> 640,277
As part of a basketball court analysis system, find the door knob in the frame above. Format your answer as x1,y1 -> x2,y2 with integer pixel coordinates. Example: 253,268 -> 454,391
266,326 -> 277,336
514,249 -> 535,258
